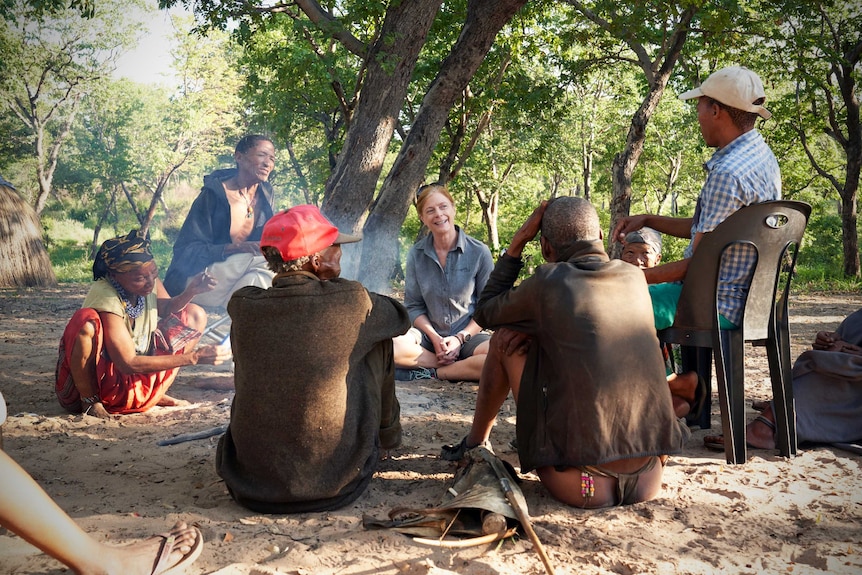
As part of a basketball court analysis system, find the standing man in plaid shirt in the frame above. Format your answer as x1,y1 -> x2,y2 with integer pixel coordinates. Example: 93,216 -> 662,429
613,65 -> 780,330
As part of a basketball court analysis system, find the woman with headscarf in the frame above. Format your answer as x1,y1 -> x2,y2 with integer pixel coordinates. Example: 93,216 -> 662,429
55,230 -> 231,418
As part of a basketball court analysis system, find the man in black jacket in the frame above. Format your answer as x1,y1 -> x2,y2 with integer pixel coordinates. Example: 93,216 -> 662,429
164,135 -> 277,307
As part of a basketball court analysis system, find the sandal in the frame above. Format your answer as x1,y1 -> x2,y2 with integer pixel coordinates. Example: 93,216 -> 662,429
703,415 -> 776,451
151,526 -> 204,575
440,436 -> 493,461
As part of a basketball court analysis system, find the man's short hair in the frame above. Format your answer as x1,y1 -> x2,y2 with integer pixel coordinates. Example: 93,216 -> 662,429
707,97 -> 760,131
235,134 -> 273,155
541,197 -> 601,257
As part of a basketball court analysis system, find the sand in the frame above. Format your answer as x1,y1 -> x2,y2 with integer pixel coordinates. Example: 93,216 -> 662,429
1,285 -> 861,575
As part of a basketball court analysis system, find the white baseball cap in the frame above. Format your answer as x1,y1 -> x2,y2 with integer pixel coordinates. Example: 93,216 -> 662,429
679,65 -> 771,120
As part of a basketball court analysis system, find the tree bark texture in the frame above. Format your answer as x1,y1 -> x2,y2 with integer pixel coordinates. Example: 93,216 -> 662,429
836,52 -> 862,277
320,0 -> 444,236
355,0 -> 528,293
605,6 -> 695,258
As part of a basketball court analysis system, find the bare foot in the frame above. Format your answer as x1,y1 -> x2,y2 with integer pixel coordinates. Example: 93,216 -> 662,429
746,405 -> 777,449
667,371 -> 698,403
751,399 -> 769,412
188,376 -> 235,391
83,402 -> 112,419
704,409 -> 777,451
157,395 -> 190,407
94,522 -> 202,575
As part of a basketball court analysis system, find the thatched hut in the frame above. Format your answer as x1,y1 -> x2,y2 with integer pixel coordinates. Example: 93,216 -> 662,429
0,176 -> 56,287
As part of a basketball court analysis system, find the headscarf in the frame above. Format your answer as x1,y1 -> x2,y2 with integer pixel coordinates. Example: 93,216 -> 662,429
92,229 -> 154,280
624,227 -> 663,254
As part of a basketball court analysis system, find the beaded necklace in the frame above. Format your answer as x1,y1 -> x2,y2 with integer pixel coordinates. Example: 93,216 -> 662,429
107,277 -> 146,319
240,189 -> 256,219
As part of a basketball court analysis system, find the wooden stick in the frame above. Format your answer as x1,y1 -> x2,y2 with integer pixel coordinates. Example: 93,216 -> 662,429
500,477 -> 556,575
157,425 -> 227,446
413,527 -> 518,548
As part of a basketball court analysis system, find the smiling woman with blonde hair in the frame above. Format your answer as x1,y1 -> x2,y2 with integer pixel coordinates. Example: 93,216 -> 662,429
392,183 -> 494,382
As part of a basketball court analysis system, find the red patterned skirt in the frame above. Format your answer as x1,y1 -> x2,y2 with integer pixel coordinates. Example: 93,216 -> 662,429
55,308 -> 198,414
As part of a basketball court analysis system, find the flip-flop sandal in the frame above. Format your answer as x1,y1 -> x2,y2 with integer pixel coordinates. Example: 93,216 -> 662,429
753,414 -> 776,433
703,435 -> 726,451
151,526 -> 204,575
703,415 -> 777,451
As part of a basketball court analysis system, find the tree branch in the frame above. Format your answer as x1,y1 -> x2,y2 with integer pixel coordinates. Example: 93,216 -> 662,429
290,0 -> 368,57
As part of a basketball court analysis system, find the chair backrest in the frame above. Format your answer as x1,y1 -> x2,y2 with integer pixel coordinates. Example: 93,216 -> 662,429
670,200 -> 811,340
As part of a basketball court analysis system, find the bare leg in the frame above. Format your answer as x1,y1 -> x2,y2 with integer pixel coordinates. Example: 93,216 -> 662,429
395,334 -> 490,382
667,371 -> 698,418
0,450 -> 201,575
465,332 -> 526,446
436,353 -> 487,382
183,302 -> 209,346
161,303 -> 210,404
667,371 -> 697,402
69,321 -> 110,419
465,331 -> 666,508
392,333 -> 431,368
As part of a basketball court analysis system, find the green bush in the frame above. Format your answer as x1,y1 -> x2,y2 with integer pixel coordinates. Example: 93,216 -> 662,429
46,217 -> 176,283
49,240 -> 92,283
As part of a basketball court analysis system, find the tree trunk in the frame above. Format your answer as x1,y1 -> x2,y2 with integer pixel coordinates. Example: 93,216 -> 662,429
285,139 -> 312,204
320,0 -> 443,230
838,54 -> 862,277
33,94 -> 81,215
141,164 -> 183,236
840,183 -> 859,277
581,139 -> 593,201
475,186 -> 499,253
841,121 -> 861,276
355,0 -> 528,293
317,0 -> 444,280
602,6 -> 695,257
608,86 -> 663,256
0,181 -> 56,287
120,181 -> 144,225
90,184 -> 119,259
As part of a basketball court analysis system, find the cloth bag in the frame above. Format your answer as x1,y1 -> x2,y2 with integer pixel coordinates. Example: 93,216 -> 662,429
363,447 -> 525,546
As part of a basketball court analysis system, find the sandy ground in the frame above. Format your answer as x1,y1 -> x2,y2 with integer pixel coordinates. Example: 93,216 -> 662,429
0,284 -> 861,575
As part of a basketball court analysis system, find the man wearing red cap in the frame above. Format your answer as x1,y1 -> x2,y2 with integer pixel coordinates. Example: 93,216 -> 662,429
216,205 -> 410,513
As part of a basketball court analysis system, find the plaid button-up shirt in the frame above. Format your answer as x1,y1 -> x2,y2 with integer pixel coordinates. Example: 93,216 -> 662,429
684,130 -> 782,325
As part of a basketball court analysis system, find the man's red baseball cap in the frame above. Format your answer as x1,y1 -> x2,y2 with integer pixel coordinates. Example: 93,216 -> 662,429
261,205 -> 361,260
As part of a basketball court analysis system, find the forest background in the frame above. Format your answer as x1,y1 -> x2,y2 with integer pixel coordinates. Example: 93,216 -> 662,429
1,0 -> 860,295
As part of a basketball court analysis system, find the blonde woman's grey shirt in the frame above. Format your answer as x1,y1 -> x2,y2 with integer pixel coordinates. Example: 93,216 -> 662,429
404,226 -> 494,337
